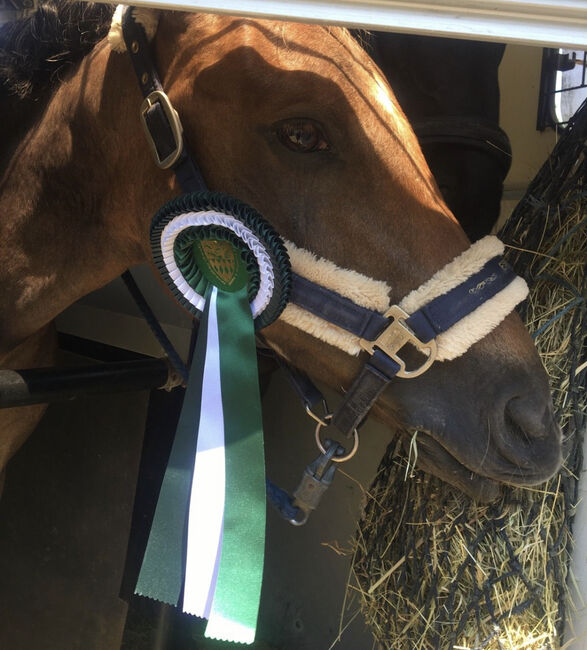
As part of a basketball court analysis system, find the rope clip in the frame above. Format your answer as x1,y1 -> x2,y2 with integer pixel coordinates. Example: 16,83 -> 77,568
289,440 -> 345,526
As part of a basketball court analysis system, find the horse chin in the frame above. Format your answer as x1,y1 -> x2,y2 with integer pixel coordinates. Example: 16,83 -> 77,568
401,427 -> 561,503
400,431 -> 503,502
408,425 -> 563,503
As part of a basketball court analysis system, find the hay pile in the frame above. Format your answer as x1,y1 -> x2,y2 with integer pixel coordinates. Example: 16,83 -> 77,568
350,101 -> 586,649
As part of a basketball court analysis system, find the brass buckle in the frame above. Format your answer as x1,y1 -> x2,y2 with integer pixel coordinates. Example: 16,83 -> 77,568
140,90 -> 184,169
359,305 -> 437,378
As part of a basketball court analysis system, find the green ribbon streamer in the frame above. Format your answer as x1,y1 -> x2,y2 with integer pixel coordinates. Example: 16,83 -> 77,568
205,285 -> 266,641
135,286 -> 213,606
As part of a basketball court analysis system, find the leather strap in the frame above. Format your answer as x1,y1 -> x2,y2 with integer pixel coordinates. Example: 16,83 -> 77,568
331,349 -> 400,435
122,7 -> 207,193
279,359 -> 325,412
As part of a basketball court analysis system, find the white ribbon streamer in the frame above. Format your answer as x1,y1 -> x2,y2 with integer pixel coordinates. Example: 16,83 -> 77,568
183,287 -> 225,618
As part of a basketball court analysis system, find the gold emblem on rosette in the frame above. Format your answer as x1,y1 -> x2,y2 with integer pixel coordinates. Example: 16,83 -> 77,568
199,239 -> 240,286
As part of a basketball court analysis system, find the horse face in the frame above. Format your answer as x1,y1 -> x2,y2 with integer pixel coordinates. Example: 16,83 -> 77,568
151,13 -> 561,499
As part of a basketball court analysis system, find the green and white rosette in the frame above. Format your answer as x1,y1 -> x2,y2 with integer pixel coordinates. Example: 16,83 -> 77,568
136,192 -> 290,644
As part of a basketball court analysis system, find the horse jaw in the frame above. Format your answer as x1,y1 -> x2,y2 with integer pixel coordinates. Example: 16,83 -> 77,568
268,309 -> 561,502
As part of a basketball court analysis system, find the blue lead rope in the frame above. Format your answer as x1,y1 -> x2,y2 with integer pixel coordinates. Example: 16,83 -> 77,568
265,478 -> 300,521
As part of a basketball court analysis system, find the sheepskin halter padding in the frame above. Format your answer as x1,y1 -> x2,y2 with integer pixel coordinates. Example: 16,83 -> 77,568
107,8 -> 527,362
282,236 -> 528,361
108,4 -> 158,51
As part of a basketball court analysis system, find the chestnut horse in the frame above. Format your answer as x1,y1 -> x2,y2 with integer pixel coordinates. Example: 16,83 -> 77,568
0,1 -> 561,503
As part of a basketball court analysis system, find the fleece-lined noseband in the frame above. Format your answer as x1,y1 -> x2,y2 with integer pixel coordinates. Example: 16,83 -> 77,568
110,7 -> 527,437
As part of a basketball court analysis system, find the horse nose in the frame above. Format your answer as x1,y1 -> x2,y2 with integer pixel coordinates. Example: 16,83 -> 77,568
496,390 -> 562,476
505,394 -> 560,442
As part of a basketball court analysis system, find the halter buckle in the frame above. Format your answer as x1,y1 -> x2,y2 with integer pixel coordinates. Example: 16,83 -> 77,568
140,90 -> 184,169
360,305 -> 437,378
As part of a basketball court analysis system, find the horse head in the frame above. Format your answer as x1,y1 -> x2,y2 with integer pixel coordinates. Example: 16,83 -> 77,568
0,6 -> 561,500
136,10 -> 561,499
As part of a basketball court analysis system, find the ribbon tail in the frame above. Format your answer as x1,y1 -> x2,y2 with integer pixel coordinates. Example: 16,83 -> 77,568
183,286 -> 226,618
204,286 -> 266,644
134,287 -> 213,607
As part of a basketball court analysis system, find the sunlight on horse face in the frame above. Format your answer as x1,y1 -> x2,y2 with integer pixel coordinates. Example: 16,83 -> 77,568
0,11 -> 561,500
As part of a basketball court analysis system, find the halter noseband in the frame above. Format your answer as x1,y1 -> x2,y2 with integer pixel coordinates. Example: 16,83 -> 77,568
118,6 -> 526,442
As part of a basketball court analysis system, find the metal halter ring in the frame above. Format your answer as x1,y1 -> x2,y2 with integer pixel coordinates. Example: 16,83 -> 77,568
314,416 -> 359,463
305,400 -> 331,428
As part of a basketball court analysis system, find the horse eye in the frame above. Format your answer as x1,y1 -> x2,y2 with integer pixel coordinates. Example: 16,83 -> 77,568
275,119 -> 329,153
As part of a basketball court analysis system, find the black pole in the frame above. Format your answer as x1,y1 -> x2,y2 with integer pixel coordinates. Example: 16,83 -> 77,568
0,359 -> 174,408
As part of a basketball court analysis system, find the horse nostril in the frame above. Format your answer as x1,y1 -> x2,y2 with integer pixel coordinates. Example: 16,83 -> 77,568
505,396 -> 558,442
498,394 -> 563,480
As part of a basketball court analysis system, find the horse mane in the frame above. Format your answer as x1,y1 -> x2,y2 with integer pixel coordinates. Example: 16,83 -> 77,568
0,0 -> 114,100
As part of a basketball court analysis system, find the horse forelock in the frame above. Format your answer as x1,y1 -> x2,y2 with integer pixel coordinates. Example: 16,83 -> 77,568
0,0 -> 114,100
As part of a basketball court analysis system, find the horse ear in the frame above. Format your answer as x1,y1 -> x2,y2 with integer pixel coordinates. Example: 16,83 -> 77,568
107,4 -> 160,53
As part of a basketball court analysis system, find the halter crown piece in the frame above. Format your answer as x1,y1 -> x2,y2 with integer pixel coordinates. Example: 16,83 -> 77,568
112,6 -> 528,644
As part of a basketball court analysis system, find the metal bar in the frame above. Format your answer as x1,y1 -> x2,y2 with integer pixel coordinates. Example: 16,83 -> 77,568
0,359 -> 173,408
58,333 -> 155,363
124,0 -> 587,49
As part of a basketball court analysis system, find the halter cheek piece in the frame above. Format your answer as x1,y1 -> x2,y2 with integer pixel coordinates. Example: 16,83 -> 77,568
118,7 -> 527,520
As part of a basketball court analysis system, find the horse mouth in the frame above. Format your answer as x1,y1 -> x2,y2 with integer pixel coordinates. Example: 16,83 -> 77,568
402,429 -> 559,503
